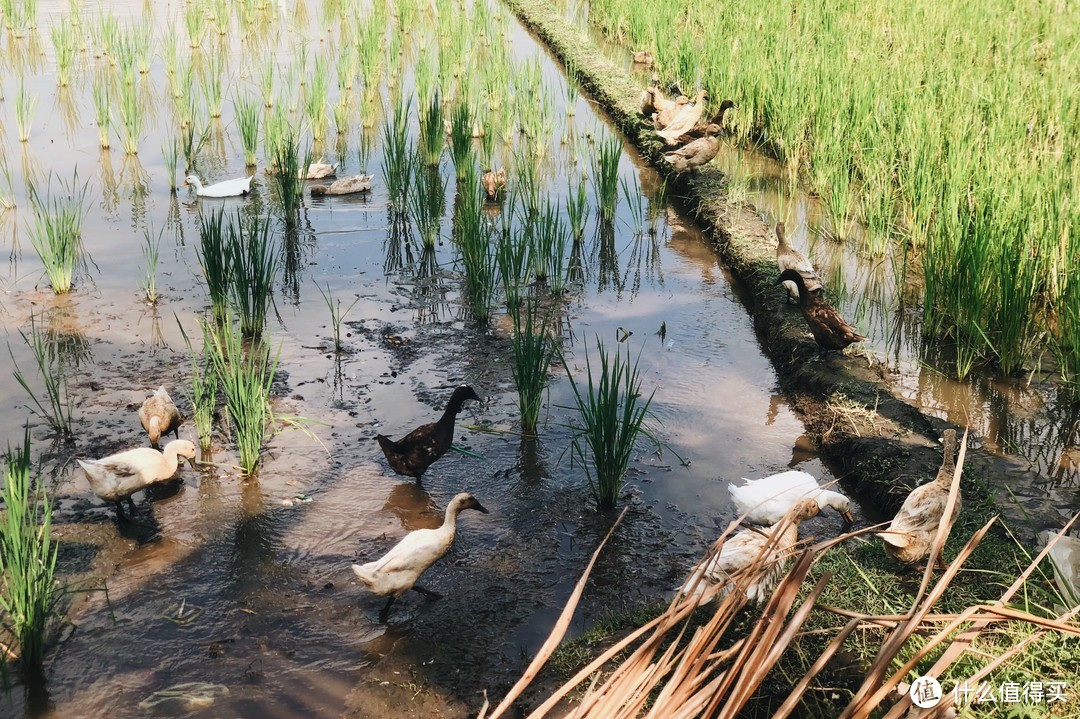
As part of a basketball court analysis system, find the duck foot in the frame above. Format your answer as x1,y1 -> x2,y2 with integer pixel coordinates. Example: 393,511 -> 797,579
412,585 -> 442,601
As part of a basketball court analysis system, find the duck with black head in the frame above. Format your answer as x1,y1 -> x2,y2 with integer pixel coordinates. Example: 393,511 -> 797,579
376,385 -> 482,482
777,269 -> 866,354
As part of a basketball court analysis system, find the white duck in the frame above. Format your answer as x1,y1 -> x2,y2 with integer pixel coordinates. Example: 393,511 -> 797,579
305,162 -> 338,180
181,174 -> 255,198
138,386 -> 182,448
679,498 -> 819,604
78,439 -> 197,514
728,470 -> 853,525
352,492 -> 489,618
1041,530 -> 1080,607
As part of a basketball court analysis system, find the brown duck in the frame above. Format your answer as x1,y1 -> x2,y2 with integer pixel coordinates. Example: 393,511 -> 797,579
880,429 -> 961,566
482,168 -> 506,201
656,90 -> 709,145
663,124 -> 722,172
775,223 -> 822,303
376,386 -> 482,481
641,77 -> 687,120
670,100 -> 737,144
776,269 -> 866,352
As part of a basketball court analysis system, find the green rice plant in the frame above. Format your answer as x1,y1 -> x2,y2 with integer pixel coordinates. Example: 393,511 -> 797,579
116,68 -> 143,155
515,144 -> 543,216
497,222 -> 529,312
409,164 -> 447,249
315,282 -> 359,352
27,174 -> 89,295
133,19 -> 153,74
113,23 -> 137,80
196,209 -> 233,322
509,298 -> 558,436
185,2 -> 206,48
0,426 -> 60,675
566,176 -> 588,241
161,23 -> 180,80
333,93 -> 353,143
645,178 -> 667,238
563,338 -> 656,510
260,57 -> 275,108
178,322 -> 218,452
90,69 -> 111,149
455,165 -> 497,324
269,126 -> 307,231
180,110 -> 211,173
563,58 -> 579,115
305,54 -> 330,143
233,93 -> 260,167
10,315 -> 74,437
202,317 -> 279,475
211,0 -> 228,34
418,91 -> 444,167
381,97 -> 413,212
620,174 -> 644,237
226,212 -> 279,337
592,135 -> 621,224
0,154 -> 15,210
413,47 -> 437,112
355,15 -> 382,87
530,199 -> 570,293
50,19 -> 77,86
448,100 -> 474,181
200,47 -> 226,119
15,80 -> 37,142
162,135 -> 179,191
140,224 -> 161,304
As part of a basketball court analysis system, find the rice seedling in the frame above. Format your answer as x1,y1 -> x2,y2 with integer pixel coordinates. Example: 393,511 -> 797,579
178,322 -> 218,452
226,213 -> 279,337
180,111 -> 211,173
161,24 -> 180,78
196,209 -> 233,322
200,47 -> 226,119
50,19 -> 76,86
510,298 -> 558,436
530,199 -> 570,293
260,57 -> 275,108
211,0 -> 229,34
233,93 -> 260,167
140,224 -> 161,304
381,97 -> 413,212
116,68 -> 143,155
592,135 -> 621,224
455,166 -> 498,324
90,70 -> 111,149
563,58 -> 579,115
497,223 -> 530,312
133,19 -> 153,75
305,54 -> 330,143
161,136 -> 179,191
645,178 -> 667,237
10,316 -> 74,437
563,338 -> 656,510
0,155 -> 15,210
27,173 -> 89,295
202,317 -> 279,475
448,100 -> 474,181
15,81 -> 37,143
0,426 -> 60,676
185,2 -> 206,48
269,126 -> 307,231
409,164 -> 447,249
620,174 -> 644,237
315,282 -> 360,352
566,176 -> 588,241
418,92 -> 445,168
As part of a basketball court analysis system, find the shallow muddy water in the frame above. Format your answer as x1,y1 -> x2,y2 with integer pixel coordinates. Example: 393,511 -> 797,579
0,1 -> 861,716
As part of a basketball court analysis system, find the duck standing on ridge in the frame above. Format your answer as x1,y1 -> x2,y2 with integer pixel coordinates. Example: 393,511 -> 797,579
656,90 -> 709,145
679,499 -> 819,604
139,386 -> 182,448
775,223 -> 822,303
728,470 -> 854,525
376,385 -> 482,482
78,439 -> 197,516
880,429 -> 961,566
776,269 -> 866,353
352,492 -> 489,619
670,99 -> 737,144
663,124 -> 723,173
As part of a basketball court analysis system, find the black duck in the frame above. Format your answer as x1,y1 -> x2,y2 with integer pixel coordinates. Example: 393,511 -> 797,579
376,386 -> 481,481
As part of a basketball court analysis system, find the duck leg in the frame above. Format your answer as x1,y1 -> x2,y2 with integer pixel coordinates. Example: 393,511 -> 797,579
378,596 -> 396,623
412,585 -> 443,601
127,496 -> 139,514
113,500 -> 127,520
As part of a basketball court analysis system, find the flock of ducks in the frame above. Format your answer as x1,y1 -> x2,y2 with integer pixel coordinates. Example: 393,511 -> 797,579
639,78 -> 737,173
681,429 -> 963,603
180,162 -> 374,199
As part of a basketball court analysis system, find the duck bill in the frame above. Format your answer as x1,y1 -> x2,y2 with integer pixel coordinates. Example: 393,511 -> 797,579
187,457 -> 197,469
473,501 -> 490,514
179,181 -> 189,187
840,510 -> 855,525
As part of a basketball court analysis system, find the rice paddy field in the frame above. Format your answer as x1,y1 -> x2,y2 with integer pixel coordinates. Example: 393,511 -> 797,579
0,0 -> 1076,716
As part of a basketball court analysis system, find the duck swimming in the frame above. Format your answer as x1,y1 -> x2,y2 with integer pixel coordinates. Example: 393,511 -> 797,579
679,499 -> 819,604
776,269 -> 866,353
352,492 -> 489,618
78,439 -> 197,515
376,385 -> 482,482
482,168 -> 507,201
728,470 -> 854,525
304,162 -> 337,180
180,174 -> 255,198
310,174 -> 374,196
139,386 -> 182,448
775,223 -> 822,303
880,429 -> 961,566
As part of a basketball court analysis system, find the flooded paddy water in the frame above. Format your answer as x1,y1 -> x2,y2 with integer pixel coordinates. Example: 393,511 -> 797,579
1,0 -> 1075,715
0,0 -> 863,716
